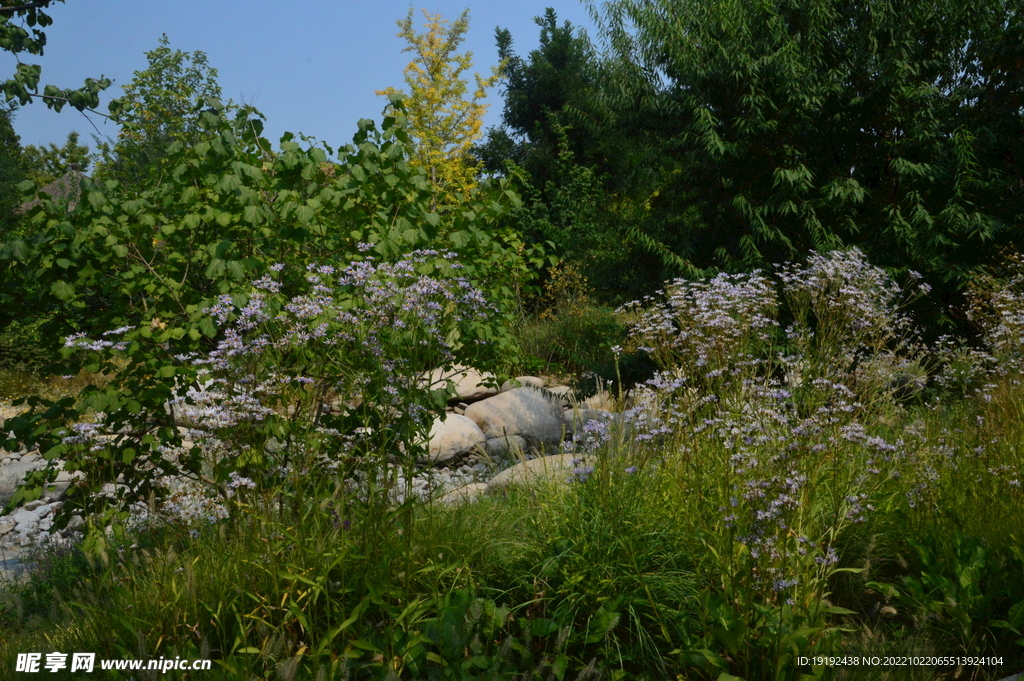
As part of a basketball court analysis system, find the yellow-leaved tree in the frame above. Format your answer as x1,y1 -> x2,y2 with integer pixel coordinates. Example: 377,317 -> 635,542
377,8 -> 501,209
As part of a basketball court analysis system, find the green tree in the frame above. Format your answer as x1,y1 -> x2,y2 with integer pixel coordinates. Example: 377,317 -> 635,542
587,0 -> 1023,315
0,1 -> 111,112
477,9 -> 684,299
0,105 -> 26,235
93,34 -> 224,190
377,8 -> 501,208
21,130 -> 91,185
477,9 -> 602,185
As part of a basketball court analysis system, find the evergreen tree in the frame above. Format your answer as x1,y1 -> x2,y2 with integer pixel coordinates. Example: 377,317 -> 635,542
477,9 -> 602,185
478,9 -> 692,299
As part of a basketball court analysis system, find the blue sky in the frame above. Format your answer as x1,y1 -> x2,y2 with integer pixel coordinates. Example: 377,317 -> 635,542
6,0 -> 598,152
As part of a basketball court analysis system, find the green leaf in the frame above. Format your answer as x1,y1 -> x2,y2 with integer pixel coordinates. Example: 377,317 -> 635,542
199,317 -> 217,338
531,618 -> 559,637
242,205 -> 263,225
295,204 -> 315,225
215,174 -> 242,193
348,639 -> 383,653
205,259 -> 225,278
51,280 -> 74,301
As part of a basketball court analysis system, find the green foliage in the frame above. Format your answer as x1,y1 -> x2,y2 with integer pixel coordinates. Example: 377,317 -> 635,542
0,317 -> 49,372
478,9 -> 601,186
2,335 -> 1023,678
871,534 -> 1024,660
0,1 -> 111,112
93,34 -> 224,190
478,9 -> 709,302
515,262 -> 630,385
587,0 -> 1023,319
21,130 -> 91,186
0,99 -> 541,536
0,104 -> 25,236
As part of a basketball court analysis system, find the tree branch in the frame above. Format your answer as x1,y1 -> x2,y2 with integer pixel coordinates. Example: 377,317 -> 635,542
27,92 -> 112,119
0,1 -> 53,14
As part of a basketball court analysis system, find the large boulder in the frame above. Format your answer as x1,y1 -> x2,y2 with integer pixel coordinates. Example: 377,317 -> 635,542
421,365 -> 498,403
484,435 -> 527,459
545,385 -> 575,406
464,388 -> 565,447
486,453 -> 593,492
426,414 -> 487,464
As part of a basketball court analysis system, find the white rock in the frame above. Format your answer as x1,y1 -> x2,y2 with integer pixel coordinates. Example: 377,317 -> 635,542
465,388 -> 565,447
437,482 -> 488,505
0,459 -> 46,501
484,435 -> 527,459
545,385 -> 575,406
11,508 -> 40,525
426,414 -> 487,464
43,469 -> 83,500
487,453 -> 593,492
0,520 -> 13,536
16,520 -> 38,534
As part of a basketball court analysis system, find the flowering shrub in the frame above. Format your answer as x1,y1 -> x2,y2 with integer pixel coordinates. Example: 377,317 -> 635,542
606,250 -> 946,675
180,249 -> 498,455
619,249 -> 930,410
928,253 -> 1024,403
21,250 -> 507,531
617,271 -> 778,391
968,252 -> 1024,375
777,247 -> 929,401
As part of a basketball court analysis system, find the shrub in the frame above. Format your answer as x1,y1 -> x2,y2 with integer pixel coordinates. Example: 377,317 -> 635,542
16,250 -> 508,544
1,101 -> 542,544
